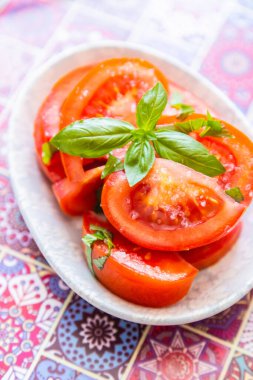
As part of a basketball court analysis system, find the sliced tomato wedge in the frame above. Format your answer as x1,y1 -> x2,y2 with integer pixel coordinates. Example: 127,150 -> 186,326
82,211 -> 198,307
60,58 -> 169,182
158,114 -> 253,205
34,66 -> 92,182
53,166 -> 104,216
180,222 -> 242,270
101,159 -> 245,251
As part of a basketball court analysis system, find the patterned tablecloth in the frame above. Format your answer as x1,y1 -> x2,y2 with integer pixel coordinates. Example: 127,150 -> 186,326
1,0 -> 253,379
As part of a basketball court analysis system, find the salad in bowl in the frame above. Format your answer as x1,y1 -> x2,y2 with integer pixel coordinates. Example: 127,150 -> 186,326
33,55 -> 253,308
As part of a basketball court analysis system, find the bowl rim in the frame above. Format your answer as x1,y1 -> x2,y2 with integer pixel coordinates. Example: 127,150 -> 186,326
9,40 -> 253,325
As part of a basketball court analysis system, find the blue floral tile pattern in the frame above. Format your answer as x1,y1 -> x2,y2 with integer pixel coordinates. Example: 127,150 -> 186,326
45,295 -> 143,379
226,352 -> 253,379
29,357 -> 93,380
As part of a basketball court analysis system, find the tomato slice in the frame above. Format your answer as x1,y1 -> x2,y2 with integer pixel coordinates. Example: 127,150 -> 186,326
34,66 -> 92,182
82,211 -> 198,307
52,166 -> 104,216
158,114 -> 253,205
180,222 -> 242,270
60,58 -> 169,182
101,159 -> 245,251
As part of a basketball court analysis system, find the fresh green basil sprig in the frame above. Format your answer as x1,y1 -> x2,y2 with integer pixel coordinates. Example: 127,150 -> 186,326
42,141 -> 58,165
51,82 -> 226,187
170,110 -> 232,138
101,154 -> 124,179
225,187 -> 244,203
82,224 -> 114,273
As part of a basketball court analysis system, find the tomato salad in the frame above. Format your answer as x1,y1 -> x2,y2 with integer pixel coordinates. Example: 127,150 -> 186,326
34,58 -> 253,308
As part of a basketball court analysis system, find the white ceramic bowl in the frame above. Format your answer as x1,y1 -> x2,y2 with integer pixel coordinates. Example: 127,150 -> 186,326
9,41 -> 253,325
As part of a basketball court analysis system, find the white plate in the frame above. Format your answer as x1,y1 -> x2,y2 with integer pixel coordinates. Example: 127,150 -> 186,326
9,41 -> 253,325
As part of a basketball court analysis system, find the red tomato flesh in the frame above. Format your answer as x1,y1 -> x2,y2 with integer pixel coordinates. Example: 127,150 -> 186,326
82,211 -> 198,307
34,66 -> 91,182
60,58 -> 169,182
101,159 -> 245,251
158,114 -> 253,205
180,222 -> 242,270
52,166 -> 104,216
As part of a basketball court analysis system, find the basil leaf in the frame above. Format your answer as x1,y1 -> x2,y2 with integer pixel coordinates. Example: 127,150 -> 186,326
173,113 -> 232,138
199,119 -> 233,137
136,82 -> 167,131
91,225 -> 114,270
201,127 -> 232,138
171,103 -> 195,120
124,139 -> 155,186
82,234 -> 97,274
101,154 -> 124,179
90,224 -> 113,240
51,118 -> 134,158
156,125 -> 178,132
225,187 -> 244,203
153,130 -> 225,177
93,256 -> 108,270
82,225 -> 114,274
199,111 -> 221,137
42,142 -> 58,165
200,112 -> 232,138
93,236 -> 114,270
131,129 -> 157,141
174,119 -> 206,134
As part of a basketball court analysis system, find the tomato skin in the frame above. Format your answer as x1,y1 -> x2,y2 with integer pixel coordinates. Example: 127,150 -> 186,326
101,159 -> 245,251
52,166 -> 104,216
38,151 -> 65,184
60,58 -> 169,182
180,222 -> 242,270
34,66 -> 91,183
158,114 -> 253,206
82,211 -> 198,307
